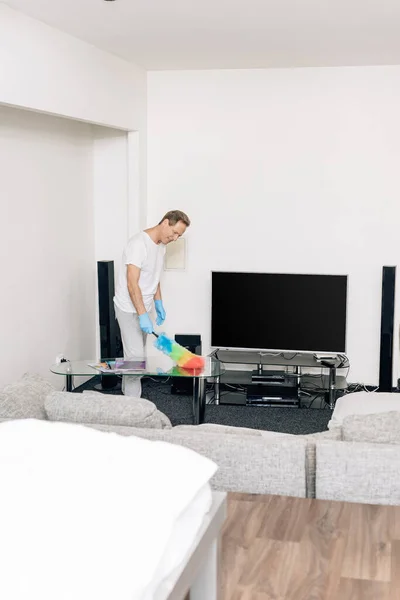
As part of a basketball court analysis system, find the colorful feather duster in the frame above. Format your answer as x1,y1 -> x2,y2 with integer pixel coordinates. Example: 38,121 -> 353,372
153,333 -> 205,370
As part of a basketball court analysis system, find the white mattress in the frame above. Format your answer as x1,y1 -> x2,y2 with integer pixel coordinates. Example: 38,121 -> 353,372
0,419 -> 217,599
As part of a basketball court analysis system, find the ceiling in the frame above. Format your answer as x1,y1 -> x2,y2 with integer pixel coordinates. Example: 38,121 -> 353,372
4,0 -> 400,70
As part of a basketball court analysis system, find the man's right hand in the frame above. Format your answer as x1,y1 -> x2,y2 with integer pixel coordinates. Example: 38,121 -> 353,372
138,312 -> 154,334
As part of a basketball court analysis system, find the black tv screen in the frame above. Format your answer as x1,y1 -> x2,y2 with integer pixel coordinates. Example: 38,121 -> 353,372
211,272 -> 347,353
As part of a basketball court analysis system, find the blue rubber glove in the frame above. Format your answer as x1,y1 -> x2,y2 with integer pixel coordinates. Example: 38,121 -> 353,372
138,312 -> 154,334
154,299 -> 166,326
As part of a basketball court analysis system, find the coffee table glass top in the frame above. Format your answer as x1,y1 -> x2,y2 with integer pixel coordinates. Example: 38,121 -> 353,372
50,355 -> 224,379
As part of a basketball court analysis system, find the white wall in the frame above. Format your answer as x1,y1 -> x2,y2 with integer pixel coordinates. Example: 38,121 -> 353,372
147,66 -> 400,385
0,104 -> 97,388
0,4 -> 146,131
0,6 -> 147,387
92,129 -> 129,264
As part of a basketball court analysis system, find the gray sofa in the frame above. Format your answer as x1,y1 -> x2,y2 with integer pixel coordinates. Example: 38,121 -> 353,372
2,373 -> 400,505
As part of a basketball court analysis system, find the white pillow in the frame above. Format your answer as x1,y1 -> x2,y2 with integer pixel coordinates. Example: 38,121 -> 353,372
0,373 -> 54,419
45,390 -> 172,429
328,391 -> 400,429
0,419 -> 217,600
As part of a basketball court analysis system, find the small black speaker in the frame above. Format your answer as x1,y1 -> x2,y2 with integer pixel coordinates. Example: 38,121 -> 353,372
97,261 -> 123,390
171,334 -> 202,394
379,266 -> 396,392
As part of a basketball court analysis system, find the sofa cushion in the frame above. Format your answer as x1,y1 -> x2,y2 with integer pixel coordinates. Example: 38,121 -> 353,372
85,423 -> 308,497
328,391 -> 400,429
88,421 -> 341,498
45,391 -> 172,429
342,411 -> 400,444
316,439 -> 400,505
0,373 -> 54,420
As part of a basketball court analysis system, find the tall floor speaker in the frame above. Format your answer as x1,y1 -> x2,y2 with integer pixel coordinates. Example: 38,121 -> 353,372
379,266 -> 396,392
171,334 -> 202,394
97,260 -> 123,390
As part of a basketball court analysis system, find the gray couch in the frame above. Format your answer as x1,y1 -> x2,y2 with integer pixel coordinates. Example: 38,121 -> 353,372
2,373 -> 400,505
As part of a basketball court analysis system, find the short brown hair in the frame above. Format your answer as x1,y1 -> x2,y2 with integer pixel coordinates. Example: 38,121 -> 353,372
159,210 -> 191,227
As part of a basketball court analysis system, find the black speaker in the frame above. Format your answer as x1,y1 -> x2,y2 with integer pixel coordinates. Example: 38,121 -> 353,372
379,266 -> 396,392
97,261 -> 123,390
171,334 -> 202,394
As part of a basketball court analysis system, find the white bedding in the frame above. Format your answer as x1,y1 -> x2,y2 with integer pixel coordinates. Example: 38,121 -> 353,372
0,419 -> 217,599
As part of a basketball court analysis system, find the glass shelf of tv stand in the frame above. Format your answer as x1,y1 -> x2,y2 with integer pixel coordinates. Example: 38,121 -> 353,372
208,349 -> 349,409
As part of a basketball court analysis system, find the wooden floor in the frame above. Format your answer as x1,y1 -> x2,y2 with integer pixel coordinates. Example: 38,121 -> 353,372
219,492 -> 400,600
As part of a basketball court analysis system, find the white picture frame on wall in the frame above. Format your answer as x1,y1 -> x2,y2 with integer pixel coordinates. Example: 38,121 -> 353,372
164,237 -> 186,270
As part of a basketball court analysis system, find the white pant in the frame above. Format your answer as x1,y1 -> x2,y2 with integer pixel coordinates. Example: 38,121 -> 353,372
114,304 -> 147,397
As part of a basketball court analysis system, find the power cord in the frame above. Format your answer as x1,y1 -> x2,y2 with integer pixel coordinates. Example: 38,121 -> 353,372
224,382 -> 247,392
344,383 -> 380,394
302,393 -> 321,409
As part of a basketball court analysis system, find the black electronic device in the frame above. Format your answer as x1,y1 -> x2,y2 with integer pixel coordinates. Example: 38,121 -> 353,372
97,260 -> 122,390
379,266 -> 396,392
251,368 -> 286,383
171,334 -> 202,395
246,371 -> 299,406
246,380 -> 299,407
211,271 -> 347,353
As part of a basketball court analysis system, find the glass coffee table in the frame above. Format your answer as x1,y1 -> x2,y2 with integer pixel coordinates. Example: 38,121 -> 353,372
50,355 -> 224,425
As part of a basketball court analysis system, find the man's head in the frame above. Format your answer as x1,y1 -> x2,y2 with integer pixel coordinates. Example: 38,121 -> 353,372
158,210 -> 190,244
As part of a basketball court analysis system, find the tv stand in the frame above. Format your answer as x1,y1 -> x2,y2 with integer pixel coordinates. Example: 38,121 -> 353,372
209,349 -> 348,409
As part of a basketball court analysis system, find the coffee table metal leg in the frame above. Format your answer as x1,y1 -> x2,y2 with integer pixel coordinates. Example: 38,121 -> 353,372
328,366 -> 337,409
193,378 -> 206,425
66,373 -> 73,392
215,376 -> 220,405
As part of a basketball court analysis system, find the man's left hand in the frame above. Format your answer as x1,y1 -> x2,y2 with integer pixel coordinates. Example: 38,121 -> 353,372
155,299 -> 166,326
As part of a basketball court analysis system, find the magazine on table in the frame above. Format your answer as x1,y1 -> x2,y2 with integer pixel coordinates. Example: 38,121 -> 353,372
88,359 -> 147,373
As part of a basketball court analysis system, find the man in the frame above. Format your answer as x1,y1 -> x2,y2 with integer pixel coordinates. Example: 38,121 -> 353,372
113,210 -> 190,397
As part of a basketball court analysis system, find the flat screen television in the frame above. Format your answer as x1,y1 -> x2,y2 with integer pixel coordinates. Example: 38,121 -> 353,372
211,271 -> 348,353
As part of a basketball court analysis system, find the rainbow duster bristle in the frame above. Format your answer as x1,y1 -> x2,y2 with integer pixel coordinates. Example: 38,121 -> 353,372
154,333 -> 205,371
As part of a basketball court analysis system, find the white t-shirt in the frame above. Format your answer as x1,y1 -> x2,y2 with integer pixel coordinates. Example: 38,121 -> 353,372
114,232 -> 166,313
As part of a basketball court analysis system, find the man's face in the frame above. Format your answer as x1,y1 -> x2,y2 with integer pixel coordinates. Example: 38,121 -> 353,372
160,219 -> 187,244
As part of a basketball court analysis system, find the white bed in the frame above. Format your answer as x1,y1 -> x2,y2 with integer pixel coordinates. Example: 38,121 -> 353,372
0,419 -> 222,600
